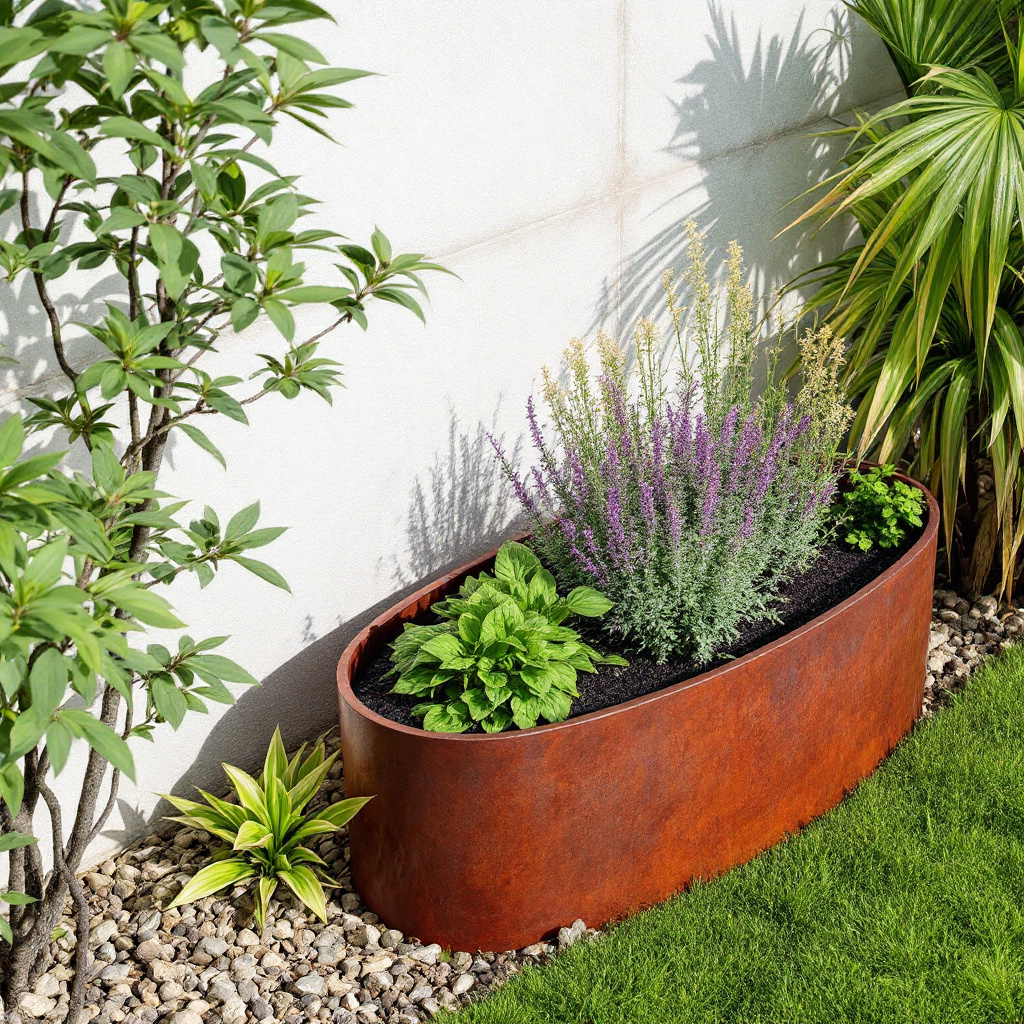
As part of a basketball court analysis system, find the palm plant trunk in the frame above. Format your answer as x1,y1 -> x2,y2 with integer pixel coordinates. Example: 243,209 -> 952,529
947,433 -> 1000,599
965,499 -> 1000,599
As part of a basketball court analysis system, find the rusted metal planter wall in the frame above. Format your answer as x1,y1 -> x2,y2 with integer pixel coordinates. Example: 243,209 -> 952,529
337,477 -> 939,953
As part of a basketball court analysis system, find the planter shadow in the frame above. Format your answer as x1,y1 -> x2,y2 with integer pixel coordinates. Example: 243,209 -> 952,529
337,475 -> 939,952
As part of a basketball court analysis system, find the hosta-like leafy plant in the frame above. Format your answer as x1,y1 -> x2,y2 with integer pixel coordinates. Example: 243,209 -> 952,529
163,727 -> 370,929
840,465 -> 926,551
389,542 -> 625,733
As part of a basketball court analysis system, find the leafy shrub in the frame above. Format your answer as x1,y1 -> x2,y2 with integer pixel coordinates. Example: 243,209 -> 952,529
493,224 -> 851,664
164,728 -> 370,929
840,465 -> 926,551
389,542 -> 625,732
0,1 -> 444,1013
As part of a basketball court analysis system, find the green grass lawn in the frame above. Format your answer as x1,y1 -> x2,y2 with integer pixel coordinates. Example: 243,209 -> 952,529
444,646 -> 1024,1024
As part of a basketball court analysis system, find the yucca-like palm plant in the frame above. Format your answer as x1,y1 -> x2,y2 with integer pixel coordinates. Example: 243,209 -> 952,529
790,0 -> 1024,595
844,0 -> 1010,84
162,729 -> 370,928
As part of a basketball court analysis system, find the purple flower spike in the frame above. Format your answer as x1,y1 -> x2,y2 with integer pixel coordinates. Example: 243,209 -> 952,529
526,395 -> 545,453
512,471 -> 540,518
570,544 -> 604,581
754,412 -> 793,502
604,438 -> 620,483
741,506 -> 755,538
694,415 -> 712,477
729,413 -> 762,492
570,454 -> 587,496
574,527 -> 607,585
531,466 -> 551,507
667,395 -> 695,472
701,471 -> 720,536
668,497 -> 682,547
487,430 -> 541,518
790,412 -> 811,443
606,378 -> 629,432
485,430 -> 505,460
607,486 -> 629,568
559,517 -> 578,543
567,453 -> 589,514
720,406 -> 739,445
640,481 -> 656,531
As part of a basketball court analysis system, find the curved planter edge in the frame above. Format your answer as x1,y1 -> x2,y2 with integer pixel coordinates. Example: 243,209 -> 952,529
337,475 -> 940,951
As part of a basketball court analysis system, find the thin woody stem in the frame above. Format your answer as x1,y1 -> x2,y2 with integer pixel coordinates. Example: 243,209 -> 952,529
64,685 -> 120,872
36,780 -> 89,1024
122,310 -> 355,464
20,170 -> 76,383
86,706 -> 134,849
128,223 -> 141,321
42,176 -> 72,243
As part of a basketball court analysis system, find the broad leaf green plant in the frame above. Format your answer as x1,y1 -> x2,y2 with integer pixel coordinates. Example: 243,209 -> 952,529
163,727 -> 369,929
389,542 -> 626,733
839,464 -> 926,551
0,3 -> 446,1019
788,0 -> 1024,596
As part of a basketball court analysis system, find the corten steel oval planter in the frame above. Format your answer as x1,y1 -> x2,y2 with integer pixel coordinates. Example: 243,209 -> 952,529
337,475 -> 939,952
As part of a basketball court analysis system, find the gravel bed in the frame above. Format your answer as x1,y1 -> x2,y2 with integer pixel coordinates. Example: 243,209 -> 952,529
13,585 -> 1020,1024
14,741 -> 595,1024
923,588 -> 1024,715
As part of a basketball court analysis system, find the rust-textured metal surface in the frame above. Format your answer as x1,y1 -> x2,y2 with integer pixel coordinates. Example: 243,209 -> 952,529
336,476 -> 939,952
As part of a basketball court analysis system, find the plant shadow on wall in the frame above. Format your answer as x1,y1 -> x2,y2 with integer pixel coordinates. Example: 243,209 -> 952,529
597,3 -> 871,344
391,407 -> 525,587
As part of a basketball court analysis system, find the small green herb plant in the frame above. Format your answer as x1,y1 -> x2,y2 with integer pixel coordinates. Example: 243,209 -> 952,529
162,728 -> 370,928
840,465 -> 926,551
389,542 -> 626,733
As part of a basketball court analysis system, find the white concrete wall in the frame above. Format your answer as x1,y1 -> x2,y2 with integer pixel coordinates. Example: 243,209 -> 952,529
1,1 -> 903,862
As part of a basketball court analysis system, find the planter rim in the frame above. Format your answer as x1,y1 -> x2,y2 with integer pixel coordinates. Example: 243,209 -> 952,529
337,471 -> 939,743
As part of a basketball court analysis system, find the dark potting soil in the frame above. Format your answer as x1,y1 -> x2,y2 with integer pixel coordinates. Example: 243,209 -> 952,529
352,536 -> 916,730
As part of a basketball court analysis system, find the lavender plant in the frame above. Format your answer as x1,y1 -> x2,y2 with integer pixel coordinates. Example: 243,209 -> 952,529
492,224 -> 852,664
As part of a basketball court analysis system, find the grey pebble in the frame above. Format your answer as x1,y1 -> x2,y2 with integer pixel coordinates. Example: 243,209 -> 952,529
292,973 -> 326,997
249,997 -> 273,1020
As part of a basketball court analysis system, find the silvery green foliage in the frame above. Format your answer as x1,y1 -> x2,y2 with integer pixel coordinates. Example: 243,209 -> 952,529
494,227 -> 851,664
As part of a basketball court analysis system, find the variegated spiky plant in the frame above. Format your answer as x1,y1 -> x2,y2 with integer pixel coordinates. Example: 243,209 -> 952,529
162,728 -> 370,928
